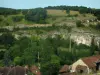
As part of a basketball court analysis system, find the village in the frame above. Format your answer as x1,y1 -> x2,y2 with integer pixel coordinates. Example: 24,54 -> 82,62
1,55 -> 100,75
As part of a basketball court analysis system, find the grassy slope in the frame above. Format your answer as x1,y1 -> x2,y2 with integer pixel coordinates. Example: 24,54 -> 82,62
1,9 -> 99,35
46,9 -> 97,28
0,9 -> 96,26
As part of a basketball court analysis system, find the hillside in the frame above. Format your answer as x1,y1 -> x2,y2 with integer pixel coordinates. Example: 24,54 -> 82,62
0,6 -> 100,75
0,8 -> 100,45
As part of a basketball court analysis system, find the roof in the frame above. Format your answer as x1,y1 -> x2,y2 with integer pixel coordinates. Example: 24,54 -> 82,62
30,65 -> 41,75
59,65 -> 69,73
8,66 -> 27,75
82,55 -> 100,68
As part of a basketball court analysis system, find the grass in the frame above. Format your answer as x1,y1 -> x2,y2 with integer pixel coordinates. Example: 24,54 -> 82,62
47,9 -> 67,16
70,10 -> 80,15
47,9 -> 80,16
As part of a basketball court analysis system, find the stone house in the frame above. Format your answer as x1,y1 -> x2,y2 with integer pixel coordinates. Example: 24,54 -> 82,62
71,55 -> 100,74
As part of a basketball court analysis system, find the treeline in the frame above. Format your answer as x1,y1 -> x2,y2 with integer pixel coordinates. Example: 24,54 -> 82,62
0,6 -> 100,17
0,7 -> 47,24
0,7 -> 21,16
45,5 -> 97,14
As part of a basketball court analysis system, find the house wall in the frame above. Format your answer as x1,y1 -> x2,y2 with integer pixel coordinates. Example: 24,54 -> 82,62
71,59 -> 90,74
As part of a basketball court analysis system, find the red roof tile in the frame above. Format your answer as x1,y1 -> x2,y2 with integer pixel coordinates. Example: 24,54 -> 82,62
30,65 -> 41,75
59,65 -> 69,73
82,55 -> 100,68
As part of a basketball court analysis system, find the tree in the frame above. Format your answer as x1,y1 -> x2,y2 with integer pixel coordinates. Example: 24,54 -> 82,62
90,36 -> 95,55
25,8 -> 47,23
41,55 -> 60,75
12,16 -> 24,22
66,26 -> 73,52
0,33 -> 16,49
14,56 -> 22,65
66,9 -> 70,15
97,15 -> 100,20
3,50 -> 12,66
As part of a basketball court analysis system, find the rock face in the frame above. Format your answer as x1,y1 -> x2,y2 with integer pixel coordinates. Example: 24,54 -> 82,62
48,29 -> 100,46
71,34 -> 92,46
71,32 -> 100,46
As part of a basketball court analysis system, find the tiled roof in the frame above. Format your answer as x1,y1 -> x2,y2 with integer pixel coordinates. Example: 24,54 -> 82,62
82,55 -> 100,68
30,65 -> 41,75
59,65 -> 69,73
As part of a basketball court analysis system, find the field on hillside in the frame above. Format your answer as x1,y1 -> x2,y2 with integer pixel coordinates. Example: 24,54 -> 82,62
47,9 -> 80,16
46,9 -> 97,26
0,9 -> 97,27
47,9 -> 67,16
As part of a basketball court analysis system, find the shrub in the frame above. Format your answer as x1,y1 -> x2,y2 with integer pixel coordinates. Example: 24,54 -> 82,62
0,60 -> 4,66
76,20 -> 84,27
89,24 -> 95,28
12,16 -> 24,22
0,15 -> 4,22
96,22 -> 100,29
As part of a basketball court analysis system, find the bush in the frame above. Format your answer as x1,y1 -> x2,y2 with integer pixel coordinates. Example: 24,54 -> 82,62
76,20 -> 84,27
73,14 -> 78,17
14,56 -> 22,65
97,15 -> 100,20
96,22 -> 100,29
89,24 -> 95,28
0,15 -> 4,22
25,8 -> 47,23
12,16 -> 24,22
0,60 -> 4,66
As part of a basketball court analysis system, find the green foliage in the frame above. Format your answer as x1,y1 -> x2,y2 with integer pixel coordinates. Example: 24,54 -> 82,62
0,7 -> 21,16
90,36 -> 95,55
97,15 -> 100,20
66,9 -> 70,14
96,22 -> 100,29
0,28 -> 10,32
0,60 -> 4,66
75,43 -> 90,49
0,33 -> 16,48
25,8 -> 47,23
0,51 -> 5,60
0,17 -> 14,26
0,15 -> 4,22
89,24 -> 95,28
12,16 -> 24,22
41,55 -> 60,75
22,9 -> 28,15
3,50 -> 12,66
14,56 -> 22,65
0,33 -> 93,75
76,20 -> 84,27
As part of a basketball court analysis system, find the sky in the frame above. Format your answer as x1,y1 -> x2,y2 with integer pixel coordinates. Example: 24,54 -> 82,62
0,0 -> 100,9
